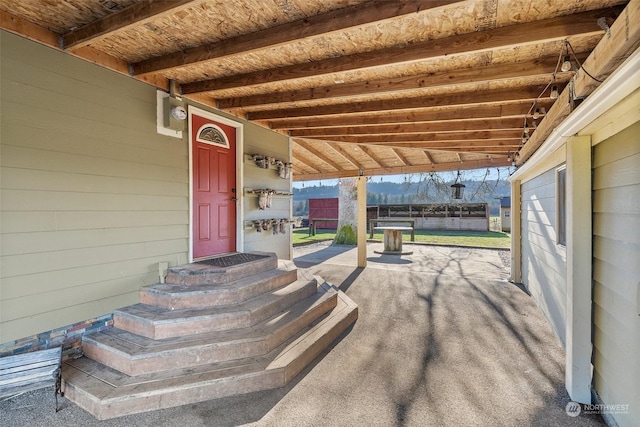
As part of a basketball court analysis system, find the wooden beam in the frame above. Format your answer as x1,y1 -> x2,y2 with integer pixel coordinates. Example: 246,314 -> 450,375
182,8 -> 616,94
325,142 -> 364,170
517,1 -> 640,164
0,10 -> 169,89
392,149 -> 411,166
218,56 -> 583,108
62,0 -> 196,50
290,150 -> 321,173
423,151 -> 435,164
294,139 -> 343,171
289,118 -> 524,137
307,130 -> 523,143
132,1 -> 461,75
268,100 -> 553,129
362,138 -> 522,151
293,158 -> 511,181
357,146 -> 384,168
247,85 -> 557,120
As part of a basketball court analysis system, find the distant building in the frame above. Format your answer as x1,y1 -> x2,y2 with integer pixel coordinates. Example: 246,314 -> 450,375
500,197 -> 511,232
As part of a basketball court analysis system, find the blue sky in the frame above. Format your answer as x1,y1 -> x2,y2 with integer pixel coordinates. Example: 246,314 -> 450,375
292,167 -> 512,189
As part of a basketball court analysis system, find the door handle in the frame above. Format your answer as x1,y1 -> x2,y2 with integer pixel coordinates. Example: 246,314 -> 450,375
231,197 -> 238,202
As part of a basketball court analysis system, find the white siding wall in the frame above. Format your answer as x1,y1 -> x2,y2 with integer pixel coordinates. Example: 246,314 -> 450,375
0,32 -> 189,342
592,122 -> 640,427
242,130 -> 291,260
521,168 -> 567,345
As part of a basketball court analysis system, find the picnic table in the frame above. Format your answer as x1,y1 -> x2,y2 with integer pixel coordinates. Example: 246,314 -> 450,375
369,218 -> 415,241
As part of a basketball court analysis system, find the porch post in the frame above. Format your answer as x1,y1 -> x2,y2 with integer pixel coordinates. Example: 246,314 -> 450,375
565,135 -> 592,404
357,176 -> 367,268
510,179 -> 522,283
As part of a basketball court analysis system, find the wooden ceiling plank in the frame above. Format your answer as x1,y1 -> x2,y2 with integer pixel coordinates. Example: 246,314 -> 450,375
518,1 -> 640,164
268,100 -> 553,129
218,55 -> 584,108
182,8 -> 618,94
361,139 -> 522,149
247,84 -> 557,120
294,158 -> 511,181
62,0 -> 197,50
294,139 -> 344,171
289,118 -> 525,137
132,1 -> 461,75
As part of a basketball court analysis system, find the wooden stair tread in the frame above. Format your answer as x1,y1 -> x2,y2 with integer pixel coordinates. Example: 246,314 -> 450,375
145,261 -> 297,296
117,279 -> 316,324
85,289 -> 337,358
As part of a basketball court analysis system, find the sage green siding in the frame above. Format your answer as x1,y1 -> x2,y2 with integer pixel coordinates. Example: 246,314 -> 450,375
592,121 -> 640,427
0,32 -> 190,342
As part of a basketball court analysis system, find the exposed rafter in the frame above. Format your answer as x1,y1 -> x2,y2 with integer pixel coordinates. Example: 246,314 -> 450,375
62,0 -> 197,50
181,8 -> 615,94
217,56 -> 584,109
246,85 -> 559,120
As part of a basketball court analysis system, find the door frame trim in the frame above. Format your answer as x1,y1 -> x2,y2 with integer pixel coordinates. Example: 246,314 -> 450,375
187,106 -> 244,262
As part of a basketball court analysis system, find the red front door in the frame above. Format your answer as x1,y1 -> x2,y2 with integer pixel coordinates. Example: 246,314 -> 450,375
191,113 -> 237,258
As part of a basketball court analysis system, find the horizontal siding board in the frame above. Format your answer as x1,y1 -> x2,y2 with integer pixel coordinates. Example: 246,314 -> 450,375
592,123 -> 640,168
1,225 -> 188,256
593,236 -> 640,276
593,213 -> 640,245
593,184 -> 640,215
1,239 -> 187,278
2,272 -> 159,321
1,145 -> 187,183
1,253 -> 188,300
0,293 -> 138,343
0,44 -> 151,102
593,259 -> 638,301
593,153 -> 640,190
2,77 -> 157,133
1,121 -> 187,168
592,123 -> 640,427
2,167 -> 187,196
1,189 -> 187,212
0,210 -> 187,234
521,168 -> 567,346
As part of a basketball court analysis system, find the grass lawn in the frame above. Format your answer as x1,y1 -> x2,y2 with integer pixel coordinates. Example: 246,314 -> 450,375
293,228 -> 511,249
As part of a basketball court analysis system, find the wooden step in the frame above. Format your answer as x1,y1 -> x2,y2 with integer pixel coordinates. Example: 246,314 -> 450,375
140,261 -> 298,310
82,288 -> 338,376
166,252 -> 277,286
114,278 -> 318,339
62,287 -> 358,420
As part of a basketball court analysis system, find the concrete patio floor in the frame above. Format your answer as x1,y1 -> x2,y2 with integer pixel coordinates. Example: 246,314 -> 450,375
1,242 -> 604,426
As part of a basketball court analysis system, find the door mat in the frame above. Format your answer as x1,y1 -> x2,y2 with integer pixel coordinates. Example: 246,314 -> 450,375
196,253 -> 270,268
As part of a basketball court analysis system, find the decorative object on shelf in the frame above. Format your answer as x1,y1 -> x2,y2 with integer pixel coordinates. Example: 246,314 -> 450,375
275,160 -> 293,179
247,219 -> 290,234
252,154 -> 274,169
246,188 -> 292,210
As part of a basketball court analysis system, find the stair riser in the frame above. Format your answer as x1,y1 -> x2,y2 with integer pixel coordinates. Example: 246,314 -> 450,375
116,281 -> 318,339
63,369 -> 285,420
140,268 -> 298,310
283,303 -> 359,383
83,294 -> 338,376
166,257 -> 278,286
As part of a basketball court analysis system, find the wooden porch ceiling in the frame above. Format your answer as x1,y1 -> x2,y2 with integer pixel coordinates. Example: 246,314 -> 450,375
2,0 -> 638,181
